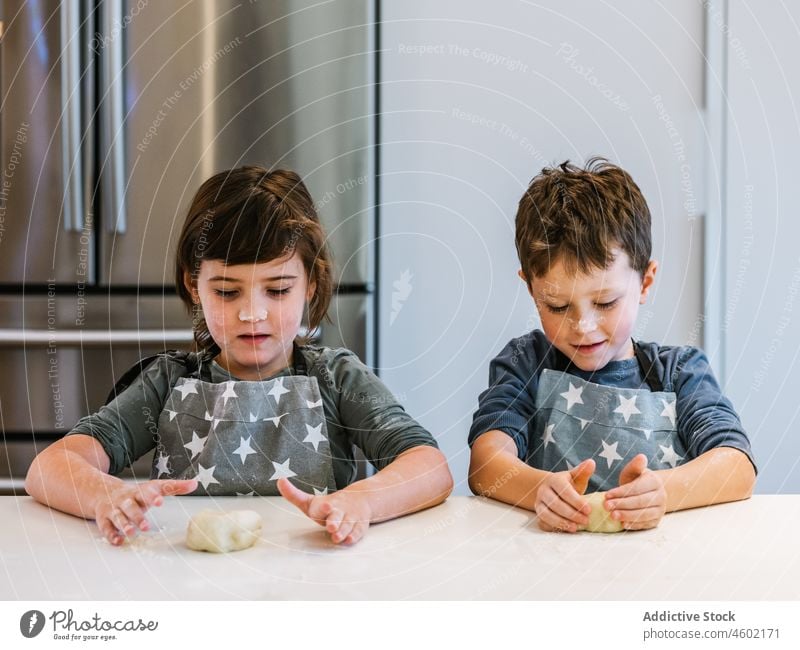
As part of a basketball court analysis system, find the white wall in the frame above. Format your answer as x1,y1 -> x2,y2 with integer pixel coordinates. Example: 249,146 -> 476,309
377,1 -> 706,493
713,2 -> 800,493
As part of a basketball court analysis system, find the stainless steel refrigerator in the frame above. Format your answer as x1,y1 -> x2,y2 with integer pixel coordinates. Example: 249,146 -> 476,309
0,0 -> 376,492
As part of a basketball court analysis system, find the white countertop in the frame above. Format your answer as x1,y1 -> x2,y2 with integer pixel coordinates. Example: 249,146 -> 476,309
1,495 -> 797,600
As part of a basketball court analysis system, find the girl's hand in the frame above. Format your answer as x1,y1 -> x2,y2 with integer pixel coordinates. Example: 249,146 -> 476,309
94,479 -> 198,545
534,459 -> 594,533
277,478 -> 372,545
604,454 -> 666,530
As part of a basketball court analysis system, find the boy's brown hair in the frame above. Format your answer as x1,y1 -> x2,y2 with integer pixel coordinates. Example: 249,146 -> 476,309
515,157 -> 652,283
175,165 -> 333,352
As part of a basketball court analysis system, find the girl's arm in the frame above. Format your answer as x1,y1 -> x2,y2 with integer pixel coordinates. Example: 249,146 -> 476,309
338,444 -> 453,522
26,434 -> 117,518
278,444 -> 453,544
25,434 -> 197,545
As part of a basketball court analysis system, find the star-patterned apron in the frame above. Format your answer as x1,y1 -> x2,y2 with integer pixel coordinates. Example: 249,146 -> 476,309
150,346 -> 337,496
530,343 -> 687,492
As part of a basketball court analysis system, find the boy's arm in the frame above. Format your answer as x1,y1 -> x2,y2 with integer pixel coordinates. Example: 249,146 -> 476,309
658,446 -> 755,512
604,345 -> 756,519
277,445 -> 453,544
602,447 -> 755,529
468,430 -> 594,532
468,429 -> 548,510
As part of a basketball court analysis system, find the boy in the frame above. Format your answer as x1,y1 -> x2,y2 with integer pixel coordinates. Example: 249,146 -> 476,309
468,158 -> 756,532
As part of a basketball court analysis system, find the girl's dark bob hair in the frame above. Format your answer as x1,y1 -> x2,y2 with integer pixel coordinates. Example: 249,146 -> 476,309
175,165 -> 333,352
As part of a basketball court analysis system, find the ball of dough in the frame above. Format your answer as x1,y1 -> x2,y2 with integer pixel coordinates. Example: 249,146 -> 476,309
584,492 -> 623,533
186,509 -> 263,553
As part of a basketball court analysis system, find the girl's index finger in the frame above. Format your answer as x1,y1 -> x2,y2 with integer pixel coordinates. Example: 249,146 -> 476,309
162,479 -> 198,496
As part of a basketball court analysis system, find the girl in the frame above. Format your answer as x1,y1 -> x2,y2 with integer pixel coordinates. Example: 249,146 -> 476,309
26,166 -> 453,546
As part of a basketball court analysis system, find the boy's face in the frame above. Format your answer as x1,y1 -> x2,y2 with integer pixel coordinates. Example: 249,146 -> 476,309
522,249 -> 658,372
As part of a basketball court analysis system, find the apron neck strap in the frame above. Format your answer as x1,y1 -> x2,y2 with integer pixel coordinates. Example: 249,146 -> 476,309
633,340 -> 664,392
196,341 -> 309,380
291,341 -> 309,376
549,338 -> 665,392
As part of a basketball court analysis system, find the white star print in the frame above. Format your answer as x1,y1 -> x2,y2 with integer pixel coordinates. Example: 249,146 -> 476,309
577,418 -> 590,430
263,413 -> 287,428
203,411 -> 221,430
155,453 -> 171,478
303,423 -> 327,451
313,487 -> 329,496
599,439 -> 623,469
541,424 -> 556,449
236,491 -> 255,497
194,464 -> 220,489
173,379 -> 199,401
267,378 -> 290,405
306,398 -> 322,408
660,398 -> 677,427
659,444 -> 684,468
613,394 -> 641,423
269,458 -> 297,480
249,412 -> 257,423
566,461 -> 575,471
184,431 -> 207,460
233,436 -> 257,464
164,409 -> 178,422
641,429 -> 652,440
560,382 -> 585,411
221,381 -> 238,405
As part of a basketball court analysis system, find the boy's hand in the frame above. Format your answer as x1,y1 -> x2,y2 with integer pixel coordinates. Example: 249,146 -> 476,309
604,454 -> 666,530
277,478 -> 372,545
534,459 -> 595,533
94,479 -> 198,546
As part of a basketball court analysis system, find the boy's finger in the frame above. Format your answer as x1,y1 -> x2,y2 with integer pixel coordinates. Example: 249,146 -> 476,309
606,474 -> 660,501
623,518 -> 661,531
606,491 -> 662,512
569,459 -> 596,495
613,505 -> 664,523
537,507 -> 579,533
618,454 -> 648,486
546,491 -> 589,524
552,482 -> 591,518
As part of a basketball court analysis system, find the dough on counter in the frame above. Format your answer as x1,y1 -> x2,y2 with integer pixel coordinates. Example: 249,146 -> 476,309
584,492 -> 623,533
186,510 -> 263,553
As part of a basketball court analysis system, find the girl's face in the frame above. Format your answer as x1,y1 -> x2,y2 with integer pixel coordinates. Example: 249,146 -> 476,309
189,253 -> 314,380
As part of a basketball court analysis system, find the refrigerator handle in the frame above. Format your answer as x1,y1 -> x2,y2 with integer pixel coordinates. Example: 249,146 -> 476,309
60,2 -> 84,234
101,0 -> 127,235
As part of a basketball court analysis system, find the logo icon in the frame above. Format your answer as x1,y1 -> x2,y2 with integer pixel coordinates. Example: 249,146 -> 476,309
20,610 -> 45,638
390,269 -> 413,325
